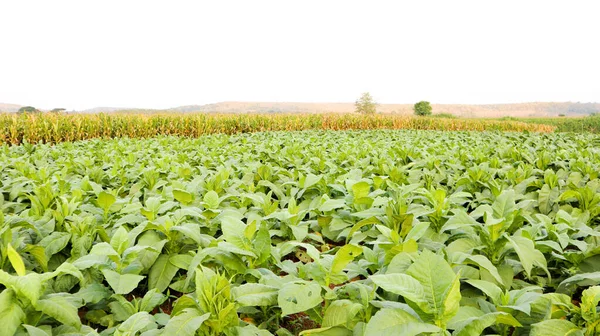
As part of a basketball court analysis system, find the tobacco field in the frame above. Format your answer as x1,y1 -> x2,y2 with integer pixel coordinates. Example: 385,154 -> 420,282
1,130 -> 600,335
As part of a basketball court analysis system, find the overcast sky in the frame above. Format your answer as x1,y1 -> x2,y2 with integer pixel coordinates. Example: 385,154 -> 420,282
0,1 -> 598,110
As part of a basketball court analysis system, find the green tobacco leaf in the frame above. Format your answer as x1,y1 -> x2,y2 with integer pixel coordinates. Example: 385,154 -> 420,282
203,190 -> 220,209
319,199 -> 346,212
148,254 -> 180,292
7,243 -> 26,276
465,279 -> 502,303
101,269 -> 145,295
0,270 -> 43,305
278,281 -> 323,316
173,189 -> 193,205
530,319 -> 584,336
369,273 -> 426,305
492,190 -> 516,219
24,244 -> 48,272
38,232 -> 71,258
0,289 -> 25,336
406,250 -> 461,324
299,326 -> 352,336
232,283 -> 278,307
22,324 -> 52,336
352,181 -> 370,200
76,283 -> 112,304
364,308 -> 440,336
538,184 -> 559,215
581,286 -> 600,322
36,295 -> 82,328
322,299 -> 363,328
139,289 -> 167,312
220,213 -> 248,249
163,308 -> 210,336
558,272 -> 600,294
97,191 -> 116,212
506,235 -> 548,279
116,312 -> 156,336
330,244 -> 363,275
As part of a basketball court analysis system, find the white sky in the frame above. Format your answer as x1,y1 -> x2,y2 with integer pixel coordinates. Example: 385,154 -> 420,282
0,0 -> 598,110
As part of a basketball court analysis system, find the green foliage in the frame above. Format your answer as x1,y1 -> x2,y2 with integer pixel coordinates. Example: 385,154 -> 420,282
354,92 -> 377,114
0,129 -> 599,334
413,101 -> 432,116
17,106 -> 40,114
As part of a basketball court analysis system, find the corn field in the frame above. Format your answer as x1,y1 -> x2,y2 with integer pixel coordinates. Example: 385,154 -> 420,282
0,113 -> 555,145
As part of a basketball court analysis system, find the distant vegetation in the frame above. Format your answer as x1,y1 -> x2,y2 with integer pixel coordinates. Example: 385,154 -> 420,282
17,106 -> 41,114
518,114 -> 600,133
413,101 -> 432,116
0,113 -> 554,145
354,92 -> 377,114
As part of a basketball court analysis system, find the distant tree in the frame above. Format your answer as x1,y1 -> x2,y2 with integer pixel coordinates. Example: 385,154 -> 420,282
355,92 -> 377,114
17,106 -> 40,114
50,108 -> 66,113
414,101 -> 432,116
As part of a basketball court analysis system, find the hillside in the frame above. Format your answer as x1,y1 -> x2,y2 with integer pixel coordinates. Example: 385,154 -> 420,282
0,103 -> 22,112
171,102 -> 600,117
2,101 -> 599,117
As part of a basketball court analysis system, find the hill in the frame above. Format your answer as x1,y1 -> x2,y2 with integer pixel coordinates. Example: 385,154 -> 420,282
0,103 -> 22,112
171,102 -> 600,117
2,101 -> 599,117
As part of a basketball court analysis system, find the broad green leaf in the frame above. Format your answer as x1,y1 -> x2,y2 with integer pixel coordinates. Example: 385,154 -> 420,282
465,279 -> 502,303
463,254 -> 503,285
116,312 -> 156,336
530,319 -> 584,336
299,326 -> 352,336
232,283 -> 278,307
97,191 -> 116,212
24,244 -> 48,272
303,173 -> 322,189
139,289 -> 167,312
203,190 -> 220,209
148,254 -> 180,292
581,286 -> 600,322
558,272 -> 600,294
506,235 -> 548,279
36,295 -> 82,328
0,289 -> 25,336
163,308 -> 210,336
101,269 -> 145,295
322,299 -> 363,328
330,244 -> 362,275
220,213 -> 247,249
0,270 -> 43,305
23,324 -> 52,336
7,243 -> 26,276
319,199 -> 346,212
492,190 -> 516,219
39,232 -> 71,258
110,226 -> 130,255
173,189 -> 193,205
278,281 -> 323,316
406,250 -> 461,324
364,308 -> 440,336
76,283 -> 112,304
369,273 -> 426,305
351,181 -> 370,200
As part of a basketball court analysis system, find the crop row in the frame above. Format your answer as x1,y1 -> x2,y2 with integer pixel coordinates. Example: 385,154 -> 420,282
0,113 -> 555,145
1,130 -> 599,335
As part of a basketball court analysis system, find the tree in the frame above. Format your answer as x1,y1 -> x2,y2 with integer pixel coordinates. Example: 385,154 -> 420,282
50,108 -> 66,113
355,92 -> 377,114
414,101 -> 432,116
17,106 -> 40,114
